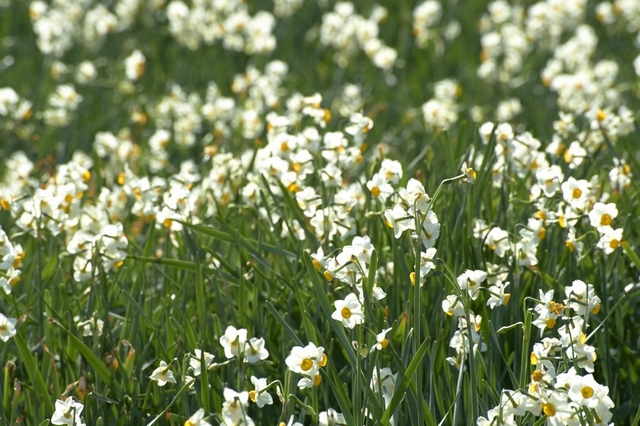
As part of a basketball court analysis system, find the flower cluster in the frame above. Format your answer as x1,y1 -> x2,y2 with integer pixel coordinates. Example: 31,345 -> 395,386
285,342 -> 327,389
219,325 -> 269,364
421,79 -> 460,131
319,2 -> 397,71
166,0 -> 276,54
479,280 -> 613,425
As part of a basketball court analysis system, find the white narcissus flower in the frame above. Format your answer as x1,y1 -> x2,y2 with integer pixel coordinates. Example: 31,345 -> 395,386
442,294 -> 465,317
460,161 -> 476,183
184,408 -> 211,426
484,227 -> 510,257
332,292 -> 365,329
567,374 -> 611,409
457,269 -> 487,300
219,325 -> 248,359
418,247 -> 437,280
486,281 -> 510,309
189,349 -> 215,376
370,327 -> 393,352
249,376 -> 273,408
405,178 -> 430,212
588,202 -> 618,232
245,337 -> 269,364
51,398 -> 86,426
149,360 -> 176,386
367,173 -> 395,203
597,227 -> 623,255
222,388 -> 252,425
535,165 -> 564,198
384,204 -> 412,239
0,313 -> 17,342
124,49 -> 145,81
416,209 -> 440,249
319,408 -> 347,426
561,176 -> 591,210
564,280 -> 601,316
285,342 -> 327,389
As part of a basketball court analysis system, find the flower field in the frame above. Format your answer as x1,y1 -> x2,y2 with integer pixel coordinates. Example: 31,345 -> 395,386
1,0 -> 640,424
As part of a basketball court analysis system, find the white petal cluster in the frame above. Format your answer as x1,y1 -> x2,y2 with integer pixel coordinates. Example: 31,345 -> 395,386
319,2 -> 397,70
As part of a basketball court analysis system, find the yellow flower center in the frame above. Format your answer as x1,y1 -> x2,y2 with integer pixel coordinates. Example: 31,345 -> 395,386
319,353 -> 328,367
466,168 -> 477,180
545,318 -> 556,329
502,294 -> 511,305
300,358 -> 313,371
563,149 -> 573,164
371,186 -> 381,197
581,386 -> 594,398
591,304 -> 600,315
549,301 -> 564,316
280,142 -> 289,152
313,374 -> 322,386
323,271 -> 333,281
409,272 -> 416,286
312,259 -> 322,271
572,188 -> 582,199
249,390 -> 256,403
600,214 -> 612,226
380,338 -> 389,349
542,402 -> 556,416
532,370 -> 543,381
538,227 -> 546,240
566,240 -> 575,252
558,215 -> 566,228
341,307 -> 352,319
287,183 -> 300,193
609,239 -> 619,249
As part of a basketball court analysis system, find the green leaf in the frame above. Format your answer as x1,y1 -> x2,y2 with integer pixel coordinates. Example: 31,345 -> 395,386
14,333 -> 55,414
266,301 -> 304,346
178,220 -> 297,260
380,337 -> 430,424
146,378 -> 196,426
129,254 -> 207,273
195,252 -> 207,345
622,241 -> 640,270
49,319 -> 124,399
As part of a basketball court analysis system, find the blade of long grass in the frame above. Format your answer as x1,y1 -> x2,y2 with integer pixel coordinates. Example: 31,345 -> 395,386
380,337 -> 430,424
14,333 -> 54,414
49,319 -> 124,399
